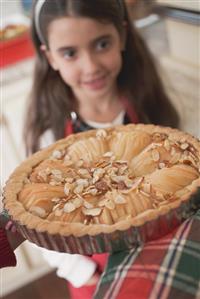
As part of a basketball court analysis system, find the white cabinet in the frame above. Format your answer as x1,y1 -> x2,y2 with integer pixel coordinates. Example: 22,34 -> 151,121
153,1 -> 200,138
1,59 -> 51,297
156,0 -> 200,12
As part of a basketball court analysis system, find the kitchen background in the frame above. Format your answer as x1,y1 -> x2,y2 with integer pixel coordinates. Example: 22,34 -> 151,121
1,0 -> 199,298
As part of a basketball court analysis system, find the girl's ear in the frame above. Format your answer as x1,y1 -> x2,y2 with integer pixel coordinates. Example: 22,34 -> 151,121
40,45 -> 59,70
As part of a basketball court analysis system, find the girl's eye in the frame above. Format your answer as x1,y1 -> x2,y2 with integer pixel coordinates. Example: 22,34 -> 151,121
96,39 -> 111,51
63,49 -> 76,60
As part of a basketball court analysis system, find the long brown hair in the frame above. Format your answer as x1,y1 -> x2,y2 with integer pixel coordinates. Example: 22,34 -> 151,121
24,0 -> 179,155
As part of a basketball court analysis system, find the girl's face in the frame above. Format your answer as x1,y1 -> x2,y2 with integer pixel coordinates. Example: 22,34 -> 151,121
45,16 -> 125,100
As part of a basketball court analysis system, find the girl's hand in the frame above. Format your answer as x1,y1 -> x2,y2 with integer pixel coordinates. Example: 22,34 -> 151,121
5,226 -> 25,251
0,212 -> 25,251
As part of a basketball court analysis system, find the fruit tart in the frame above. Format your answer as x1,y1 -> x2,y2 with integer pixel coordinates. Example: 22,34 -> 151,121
3,124 -> 200,253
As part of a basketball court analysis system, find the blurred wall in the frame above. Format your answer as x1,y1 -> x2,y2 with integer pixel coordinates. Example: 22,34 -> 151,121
1,0 -> 23,16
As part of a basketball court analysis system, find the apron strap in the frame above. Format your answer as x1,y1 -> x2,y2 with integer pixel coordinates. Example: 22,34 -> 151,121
65,119 -> 73,137
121,96 -> 139,124
64,97 -> 139,137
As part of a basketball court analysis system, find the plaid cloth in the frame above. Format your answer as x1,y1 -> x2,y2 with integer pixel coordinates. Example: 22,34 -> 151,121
94,209 -> 200,299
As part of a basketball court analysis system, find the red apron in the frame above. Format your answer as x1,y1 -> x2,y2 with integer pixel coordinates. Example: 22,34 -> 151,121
65,98 -> 139,299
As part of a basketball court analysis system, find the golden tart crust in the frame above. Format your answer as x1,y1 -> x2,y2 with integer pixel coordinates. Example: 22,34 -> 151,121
3,124 -> 200,237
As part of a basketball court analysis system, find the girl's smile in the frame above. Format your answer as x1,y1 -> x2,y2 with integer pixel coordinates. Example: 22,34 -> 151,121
45,16 -> 124,100
81,74 -> 108,91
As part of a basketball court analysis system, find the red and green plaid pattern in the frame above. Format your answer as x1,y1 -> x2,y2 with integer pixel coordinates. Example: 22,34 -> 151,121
94,210 -> 200,299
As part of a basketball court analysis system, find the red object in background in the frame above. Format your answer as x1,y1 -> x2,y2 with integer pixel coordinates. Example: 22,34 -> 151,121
0,31 -> 35,68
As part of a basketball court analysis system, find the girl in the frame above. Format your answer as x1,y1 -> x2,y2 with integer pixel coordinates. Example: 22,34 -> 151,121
24,0 -> 179,298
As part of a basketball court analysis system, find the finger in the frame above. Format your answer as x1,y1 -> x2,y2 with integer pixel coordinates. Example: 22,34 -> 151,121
11,226 -> 17,233
5,221 -> 16,232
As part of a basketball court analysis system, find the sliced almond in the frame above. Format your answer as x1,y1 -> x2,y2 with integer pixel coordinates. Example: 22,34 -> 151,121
73,197 -> 83,208
45,167 -> 51,175
96,129 -> 107,138
158,162 -> 165,169
51,150 -> 62,159
151,149 -> 160,162
64,154 -> 71,161
142,183 -> 151,194
24,178 -> 31,184
129,177 -> 144,190
107,167 -> 118,176
76,178 -> 89,188
92,176 -> 100,184
53,175 -> 63,182
64,183 -> 72,196
82,207 -> 102,216
83,200 -> 94,209
124,178 -> 134,188
52,203 -> 61,211
180,137 -> 186,143
38,170 -> 48,181
93,168 -> 105,178
87,188 -> 98,196
94,160 -> 109,168
110,155 -> 116,162
118,165 -> 128,175
51,169 -> 62,176
65,177 -> 74,183
30,206 -> 47,218
49,181 -> 61,186
164,139 -> 171,151
103,151 -> 113,158
63,202 -> 76,213
153,132 -> 167,142
51,197 -> 61,203
170,147 -> 176,156
111,175 -> 127,183
155,191 -> 166,201
180,143 -> 189,150
78,168 -> 90,177
142,142 -> 162,154
98,198 -> 108,207
114,194 -> 127,204
74,184 -> 84,194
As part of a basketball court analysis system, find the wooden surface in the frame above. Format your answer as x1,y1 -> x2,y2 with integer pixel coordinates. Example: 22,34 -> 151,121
2,270 -> 70,299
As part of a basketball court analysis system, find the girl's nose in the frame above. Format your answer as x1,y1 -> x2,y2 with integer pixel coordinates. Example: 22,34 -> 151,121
81,52 -> 100,75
